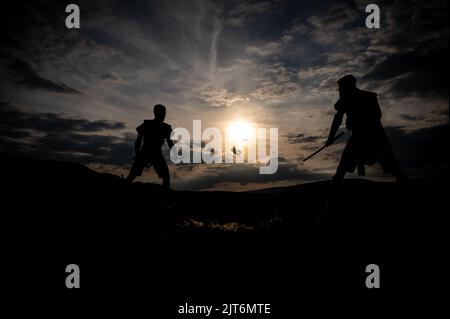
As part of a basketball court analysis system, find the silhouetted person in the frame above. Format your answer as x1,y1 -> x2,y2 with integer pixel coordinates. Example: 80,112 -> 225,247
127,104 -> 174,188
326,75 -> 408,184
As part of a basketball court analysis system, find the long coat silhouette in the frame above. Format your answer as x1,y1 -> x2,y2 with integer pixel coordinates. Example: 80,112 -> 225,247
326,75 -> 408,183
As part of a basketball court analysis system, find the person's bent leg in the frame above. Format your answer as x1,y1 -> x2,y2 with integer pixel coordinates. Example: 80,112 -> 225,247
332,140 -> 354,185
162,176 -> 170,189
126,156 -> 146,182
153,154 -> 171,189
332,168 -> 346,185
378,138 -> 408,183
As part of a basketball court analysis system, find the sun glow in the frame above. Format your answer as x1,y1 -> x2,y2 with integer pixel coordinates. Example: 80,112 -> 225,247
227,121 -> 254,142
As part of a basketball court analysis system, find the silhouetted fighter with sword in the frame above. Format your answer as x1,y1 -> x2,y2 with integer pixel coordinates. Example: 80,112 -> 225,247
304,75 -> 408,184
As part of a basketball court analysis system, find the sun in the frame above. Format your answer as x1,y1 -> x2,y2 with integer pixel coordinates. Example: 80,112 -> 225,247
227,121 -> 254,142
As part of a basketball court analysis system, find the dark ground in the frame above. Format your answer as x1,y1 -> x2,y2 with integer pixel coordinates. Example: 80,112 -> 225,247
1,155 -> 446,316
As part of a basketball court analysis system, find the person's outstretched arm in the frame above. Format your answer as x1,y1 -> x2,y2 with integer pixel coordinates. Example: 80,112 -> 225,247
325,110 -> 344,146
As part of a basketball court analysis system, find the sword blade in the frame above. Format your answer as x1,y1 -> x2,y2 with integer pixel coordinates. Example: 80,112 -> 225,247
302,132 -> 345,162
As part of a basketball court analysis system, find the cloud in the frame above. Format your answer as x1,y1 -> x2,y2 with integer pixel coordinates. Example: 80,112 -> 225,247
250,64 -> 302,100
293,0 -> 448,112
361,48 -> 448,98
3,55 -> 81,94
226,1 -> 275,26
308,3 -> 358,30
0,102 -> 130,166
307,2 -> 359,44
298,65 -> 342,80
399,114 -> 420,122
0,103 -> 125,133
385,124 -> 449,169
284,132 -> 325,144
100,71 -> 124,86
251,82 -> 301,100
368,0 -> 448,53
33,131 -> 135,166
245,41 -> 282,57
201,87 -> 247,108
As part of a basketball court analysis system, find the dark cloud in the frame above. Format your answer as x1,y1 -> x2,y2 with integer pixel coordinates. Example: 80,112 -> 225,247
100,71 -> 124,86
399,114 -> 420,122
369,0 -> 448,53
385,124 -> 449,169
0,103 -> 131,166
225,0 -> 282,27
0,2 -> 64,48
100,72 -> 121,80
360,0 -> 448,99
0,128 -> 31,139
0,103 -> 125,133
33,132 -> 135,166
3,54 -> 81,94
307,2 -> 359,30
362,48 -> 448,98
300,0 -> 448,102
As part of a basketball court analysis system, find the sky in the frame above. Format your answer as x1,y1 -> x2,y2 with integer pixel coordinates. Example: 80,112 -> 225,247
0,0 -> 448,191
